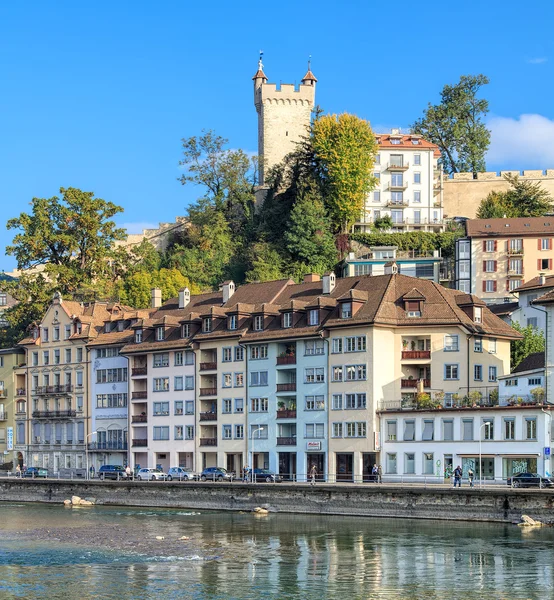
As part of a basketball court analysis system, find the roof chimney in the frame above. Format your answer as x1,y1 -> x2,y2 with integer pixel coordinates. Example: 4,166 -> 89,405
322,272 -> 336,294
151,288 -> 162,309
384,261 -> 398,275
221,280 -> 235,304
303,273 -> 321,283
539,273 -> 546,286
178,287 -> 190,309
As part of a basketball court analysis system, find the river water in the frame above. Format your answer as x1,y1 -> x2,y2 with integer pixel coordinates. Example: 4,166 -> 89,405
0,502 -> 552,599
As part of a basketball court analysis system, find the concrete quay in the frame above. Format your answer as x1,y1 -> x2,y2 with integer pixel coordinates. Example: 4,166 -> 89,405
1,480 -> 554,523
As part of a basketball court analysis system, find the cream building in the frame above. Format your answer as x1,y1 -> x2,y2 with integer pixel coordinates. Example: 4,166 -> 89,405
455,217 -> 554,302
0,347 -> 25,467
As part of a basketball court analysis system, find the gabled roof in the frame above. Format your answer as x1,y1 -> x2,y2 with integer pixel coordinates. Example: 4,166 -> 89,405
514,274 -> 554,294
512,352 -> 545,374
466,217 -> 554,238
375,134 -> 441,158
402,288 -> 426,301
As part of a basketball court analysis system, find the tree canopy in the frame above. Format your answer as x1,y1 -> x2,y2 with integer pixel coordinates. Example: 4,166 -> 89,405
510,321 -> 545,370
476,174 -> 554,219
412,74 -> 490,176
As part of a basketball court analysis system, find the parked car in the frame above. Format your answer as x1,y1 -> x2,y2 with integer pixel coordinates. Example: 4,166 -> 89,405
23,467 -> 48,478
98,465 -> 128,481
167,467 -> 199,481
507,472 -> 553,488
136,468 -> 169,481
252,469 -> 283,483
200,467 -> 233,481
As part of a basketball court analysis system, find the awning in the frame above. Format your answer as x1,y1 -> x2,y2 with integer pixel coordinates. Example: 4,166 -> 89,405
457,454 -> 495,457
456,453 -> 540,457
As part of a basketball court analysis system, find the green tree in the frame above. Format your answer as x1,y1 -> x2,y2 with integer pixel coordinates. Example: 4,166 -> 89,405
6,187 -> 126,292
412,74 -> 490,176
373,215 -> 394,231
311,113 -> 378,233
284,185 -> 337,275
477,174 -> 553,218
245,241 -> 285,283
510,321 -> 545,370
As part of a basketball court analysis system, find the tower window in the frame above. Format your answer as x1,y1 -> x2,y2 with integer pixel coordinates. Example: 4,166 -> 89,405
286,131 -> 288,136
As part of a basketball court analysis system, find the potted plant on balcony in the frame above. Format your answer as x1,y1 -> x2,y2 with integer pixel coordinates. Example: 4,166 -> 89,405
402,339 -> 409,350
277,401 -> 285,411
469,390 -> 482,407
489,388 -> 499,406
411,340 -> 417,351
433,391 -> 445,409
530,387 -> 545,405
416,392 -> 433,409
289,401 -> 296,411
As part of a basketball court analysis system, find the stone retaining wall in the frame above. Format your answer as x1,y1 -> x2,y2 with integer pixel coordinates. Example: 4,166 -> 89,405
1,480 -> 553,523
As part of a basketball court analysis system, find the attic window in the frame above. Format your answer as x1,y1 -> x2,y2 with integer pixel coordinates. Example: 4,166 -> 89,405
405,300 -> 421,318
505,224 -> 510,227
485,224 -> 491,228
545,223 -> 551,226
283,312 -> 293,328
156,327 -> 164,341
254,315 -> 264,331
117,321 -> 124,332
74,322 -> 82,334
524,223 -> 530,227
308,309 -> 319,326
104,323 -> 110,333
203,317 -> 212,333
181,323 -> 190,338
474,307 -> 482,324
411,139 -> 420,145
228,315 -> 238,331
341,302 -> 352,319
390,138 -> 401,145
135,329 -> 143,344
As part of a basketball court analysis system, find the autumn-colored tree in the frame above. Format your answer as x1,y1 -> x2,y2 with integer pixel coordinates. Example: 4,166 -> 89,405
311,113 -> 378,233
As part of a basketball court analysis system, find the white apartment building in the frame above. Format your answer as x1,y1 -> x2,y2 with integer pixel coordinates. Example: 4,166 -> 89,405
498,352 -> 545,404
354,130 -> 444,233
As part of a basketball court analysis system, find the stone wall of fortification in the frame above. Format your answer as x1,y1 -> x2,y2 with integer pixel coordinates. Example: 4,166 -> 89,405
443,170 -> 554,218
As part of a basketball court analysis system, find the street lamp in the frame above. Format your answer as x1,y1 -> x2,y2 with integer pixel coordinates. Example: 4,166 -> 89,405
479,421 -> 491,488
251,426 -> 265,484
85,431 -> 97,480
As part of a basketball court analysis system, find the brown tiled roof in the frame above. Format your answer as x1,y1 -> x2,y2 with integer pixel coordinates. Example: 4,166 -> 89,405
376,134 -> 441,158
465,217 -> 554,238
301,69 -> 318,82
533,288 -> 554,305
402,288 -> 426,301
252,68 -> 268,80
455,294 -> 486,307
87,330 -> 136,347
514,275 -> 554,293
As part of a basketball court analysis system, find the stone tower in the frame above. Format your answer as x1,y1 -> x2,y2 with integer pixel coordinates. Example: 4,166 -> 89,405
253,55 -> 317,193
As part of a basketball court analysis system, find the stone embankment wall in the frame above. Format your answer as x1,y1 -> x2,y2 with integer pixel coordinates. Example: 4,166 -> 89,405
443,170 -> 554,219
1,481 -> 554,523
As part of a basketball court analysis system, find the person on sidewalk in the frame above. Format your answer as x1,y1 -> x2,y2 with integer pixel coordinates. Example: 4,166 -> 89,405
15,464 -> 21,478
377,465 -> 383,484
310,464 -> 317,486
453,465 -> 462,488
468,467 -> 474,488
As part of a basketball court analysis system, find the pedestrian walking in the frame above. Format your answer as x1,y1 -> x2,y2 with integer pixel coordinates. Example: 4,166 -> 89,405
377,465 -> 383,484
309,464 -> 317,486
89,465 -> 95,478
125,465 -> 132,480
371,464 -> 378,483
15,464 -> 21,478
468,468 -> 474,488
453,465 -> 462,488
243,465 -> 249,482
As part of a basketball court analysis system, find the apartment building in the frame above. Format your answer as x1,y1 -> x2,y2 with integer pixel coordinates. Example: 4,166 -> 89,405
354,130 -> 444,233
120,272 -> 517,482
0,289 -> 18,327
455,217 -> 554,303
15,293 -> 125,472
0,347 -> 25,466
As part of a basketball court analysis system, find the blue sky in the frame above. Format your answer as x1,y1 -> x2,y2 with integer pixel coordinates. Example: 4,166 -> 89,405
1,1 -> 553,272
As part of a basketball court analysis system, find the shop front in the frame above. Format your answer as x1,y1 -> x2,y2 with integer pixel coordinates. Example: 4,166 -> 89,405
502,456 -> 539,479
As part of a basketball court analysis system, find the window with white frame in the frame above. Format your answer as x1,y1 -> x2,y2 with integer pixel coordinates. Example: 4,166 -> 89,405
485,239 -> 495,252
235,424 -> 244,439
345,336 -> 366,352
228,315 -> 238,330
234,373 -> 244,387
414,154 -> 421,165
489,366 -> 497,382
156,327 -> 164,341
489,338 -> 497,354
444,364 -> 459,380
174,426 -> 184,440
185,426 -> 194,440
332,338 -> 343,353
528,377 -> 542,386
234,398 -> 244,413
386,453 -> 397,474
541,238 -> 551,250
250,371 -> 268,386
305,423 -> 324,438
254,315 -> 264,331
423,453 -> 434,475
345,393 -> 366,409
283,313 -> 293,328
305,395 -> 325,410
341,303 -> 352,319
332,394 -> 343,410
484,260 -> 496,272
308,310 -> 319,326
222,425 -> 232,440
250,345 -> 268,360
331,366 -> 343,382
234,346 -> 244,361
332,423 -> 343,437
414,172 -> 421,184
250,424 -> 268,439
181,323 -> 190,338
174,401 -> 183,415
153,402 -> 169,416
222,373 -> 232,388
526,418 -> 537,440
250,397 -> 268,412
222,399 -> 232,414
482,420 -> 494,440
474,338 -> 483,352
505,378 -> 518,386
345,364 -> 367,381
474,307 -> 482,323
305,367 -> 324,383
153,353 -> 169,368
386,420 -> 397,441
474,364 -> 483,381
305,339 -> 324,355
203,317 -> 211,333
509,279 -> 522,292
153,426 -> 169,440
174,351 -> 183,366
153,377 -> 169,392
485,281 -> 496,293
504,418 -> 515,440
414,191 -> 421,203
444,334 -> 459,352
345,422 -> 366,438
222,347 -> 232,362
373,191 -> 381,203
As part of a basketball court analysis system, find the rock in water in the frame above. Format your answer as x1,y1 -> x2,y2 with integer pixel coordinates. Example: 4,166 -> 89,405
63,499 -> 71,506
253,507 -> 269,514
71,496 -> 81,506
155,536 -> 165,540
518,515 -> 543,527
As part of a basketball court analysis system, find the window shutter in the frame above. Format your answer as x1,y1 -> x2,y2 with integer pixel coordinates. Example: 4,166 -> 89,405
550,239 -> 553,250
538,239 -> 542,251
538,259 -> 542,270
493,261 -> 497,272
550,259 -> 553,270
482,281 -> 486,292
482,261 -> 487,272
493,281 -> 497,292
506,280 -> 510,291
482,241 -> 487,252
494,240 -> 497,251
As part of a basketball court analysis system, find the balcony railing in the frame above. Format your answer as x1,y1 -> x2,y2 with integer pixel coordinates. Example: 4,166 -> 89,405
0,412 -> 7,421
386,183 -> 408,191
401,379 -> 430,388
200,362 -> 217,371
132,439 -> 148,447
277,355 -> 296,365
32,410 -> 76,419
277,437 -> 297,446
200,438 -> 217,446
0,391 -> 7,399
132,391 -> 147,400
131,367 -> 147,376
35,385 -> 73,395
276,409 -> 297,419
16,389 -> 26,396
508,269 -> 524,277
508,247 -> 524,256
401,350 -> 431,360
88,441 -> 128,451
200,412 -> 218,421
277,383 -> 296,393
200,387 -> 217,396
131,414 -> 148,423
386,161 -> 409,171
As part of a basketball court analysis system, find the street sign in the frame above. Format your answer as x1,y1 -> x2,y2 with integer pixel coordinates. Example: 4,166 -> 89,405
6,427 -> 13,451
545,447 -> 551,457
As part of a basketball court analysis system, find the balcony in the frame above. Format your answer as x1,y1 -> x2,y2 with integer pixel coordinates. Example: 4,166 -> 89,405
508,269 -> 524,277
276,409 -> 297,419
508,247 -> 524,256
386,161 -> 409,171
131,414 -> 147,423
277,437 -> 297,446
200,438 -> 217,446
88,441 -> 128,451
200,362 -> 218,371
385,200 -> 409,208
200,411 -> 218,421
0,412 -> 7,421
35,385 -> 73,395
401,350 -> 431,360
131,367 -> 147,377
277,355 -> 296,366
32,410 -> 76,419
277,383 -> 296,393
132,391 -> 147,400
16,389 -> 26,396
200,387 -> 217,396
132,439 -> 148,447
401,379 -> 430,389
0,391 -> 6,399
386,183 -> 408,191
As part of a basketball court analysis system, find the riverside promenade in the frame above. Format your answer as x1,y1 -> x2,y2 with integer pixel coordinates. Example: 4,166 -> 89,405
1,479 -> 553,523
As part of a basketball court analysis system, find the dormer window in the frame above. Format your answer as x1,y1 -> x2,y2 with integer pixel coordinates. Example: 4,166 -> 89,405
135,329 -> 143,343
254,315 -> 264,331
181,323 -> 190,338
405,301 -> 421,318
32,327 -> 39,340
74,322 -> 82,335
308,310 -> 319,326
228,315 -> 238,330
104,323 -> 110,333
474,307 -> 482,324
283,312 -> 293,328
341,302 -> 352,319
156,327 -> 164,341
117,321 -> 124,332
203,317 -> 212,333
390,138 -> 401,145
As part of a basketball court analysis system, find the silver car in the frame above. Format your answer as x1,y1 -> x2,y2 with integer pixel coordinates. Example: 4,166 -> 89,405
167,467 -> 199,481
136,468 -> 169,481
